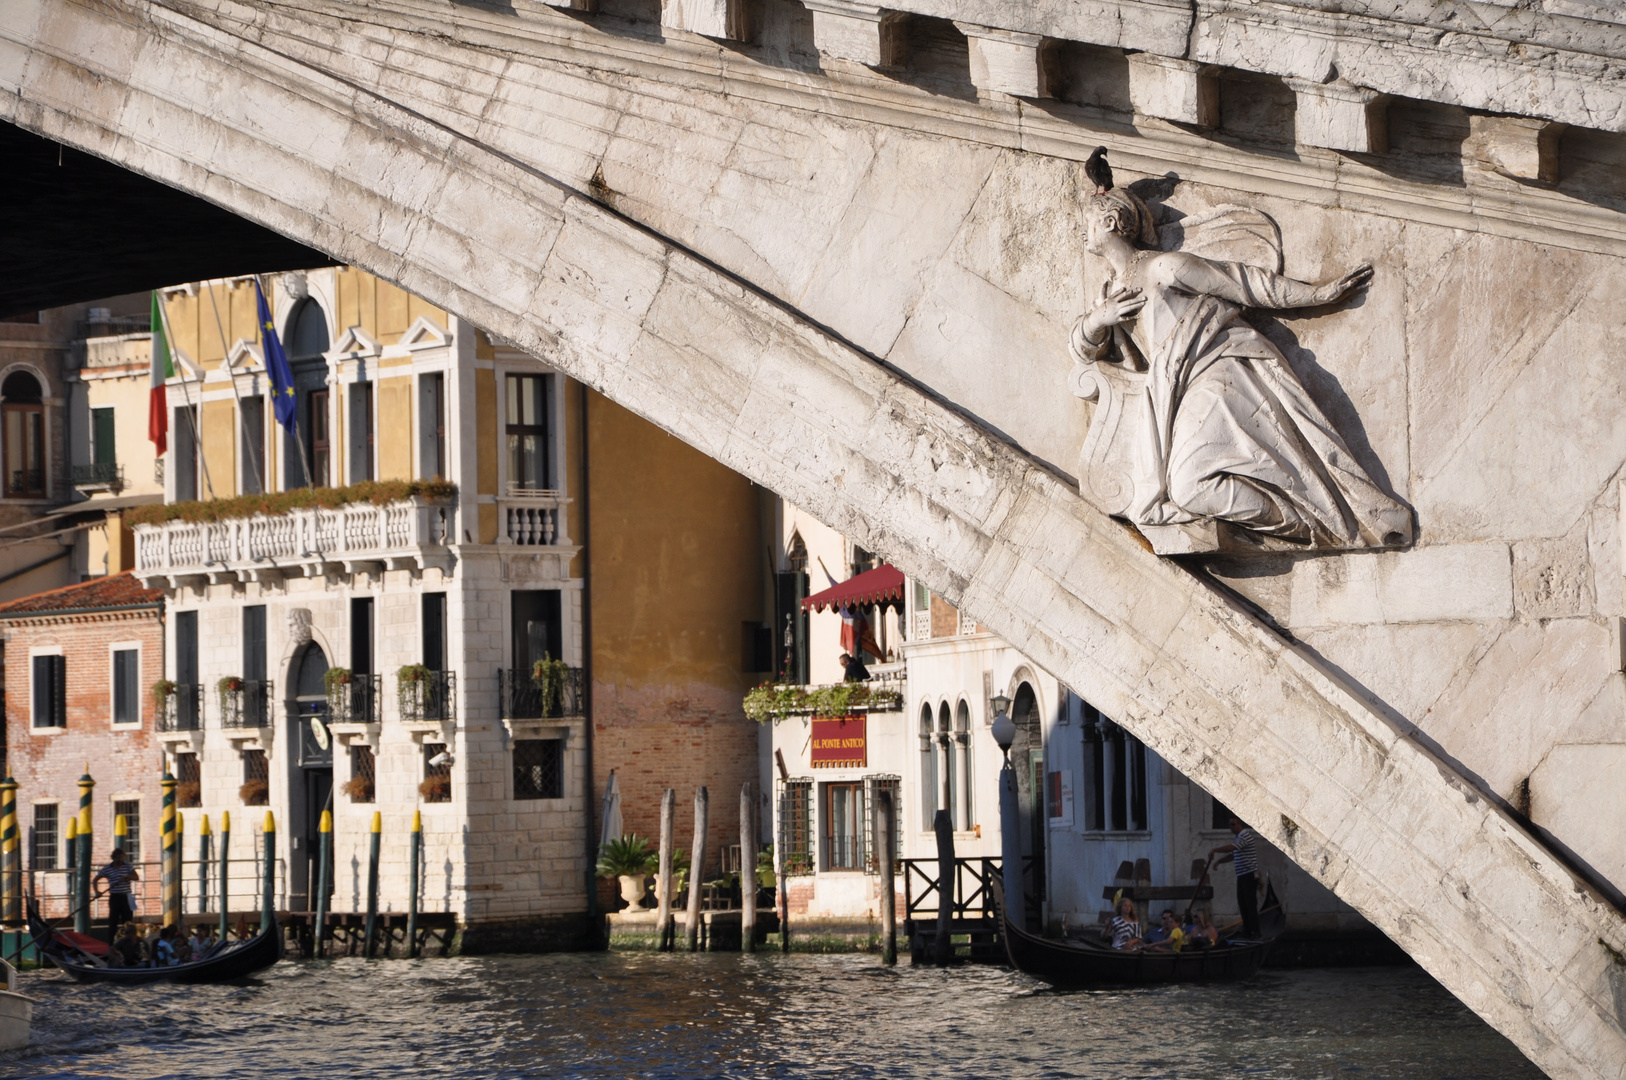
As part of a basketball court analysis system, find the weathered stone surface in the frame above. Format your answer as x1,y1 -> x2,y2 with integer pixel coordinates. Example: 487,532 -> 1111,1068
1289,545 -> 1513,628
1126,54 -> 1217,128
803,1 -> 904,67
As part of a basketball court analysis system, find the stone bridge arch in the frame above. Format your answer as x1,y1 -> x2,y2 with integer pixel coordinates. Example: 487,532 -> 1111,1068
4,3 -> 1626,1076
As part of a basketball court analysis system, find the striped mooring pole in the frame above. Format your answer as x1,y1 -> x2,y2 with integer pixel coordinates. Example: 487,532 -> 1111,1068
76,767 -> 94,934
160,771 -> 178,927
217,811 -> 230,940
260,812 -> 276,932
65,815 -> 79,928
0,774 -> 18,927
364,811 -> 381,959
176,812 -> 185,916
198,815 -> 212,923
407,810 -> 421,959
313,810 -> 331,958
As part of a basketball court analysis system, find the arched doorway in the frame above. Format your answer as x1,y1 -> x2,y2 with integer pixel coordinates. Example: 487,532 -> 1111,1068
1,371 -> 45,498
289,642 -> 333,912
1009,682 -> 1044,928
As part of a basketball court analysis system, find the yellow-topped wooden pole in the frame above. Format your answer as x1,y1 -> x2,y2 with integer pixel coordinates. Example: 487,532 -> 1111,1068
76,767 -> 94,934
407,810 -> 421,958
160,771 -> 178,927
313,810 -> 331,958
364,811 -> 381,958
0,774 -> 18,927
176,811 -> 185,917
198,814 -> 211,924
65,814 -> 83,931
260,811 -> 276,931
217,811 -> 230,940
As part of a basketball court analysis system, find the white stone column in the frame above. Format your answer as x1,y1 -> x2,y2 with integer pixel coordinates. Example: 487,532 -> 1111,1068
1287,78 -> 1388,153
661,0 -> 751,41
954,23 -> 1051,99
1126,54 -> 1218,128
802,1 -> 905,67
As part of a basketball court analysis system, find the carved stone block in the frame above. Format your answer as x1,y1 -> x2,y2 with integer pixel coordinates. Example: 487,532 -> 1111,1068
1126,54 -> 1217,128
1287,78 -> 1388,154
661,0 -> 751,41
803,1 -> 905,67
955,24 -> 1051,99
1467,115 -> 1565,183
534,0 -> 597,10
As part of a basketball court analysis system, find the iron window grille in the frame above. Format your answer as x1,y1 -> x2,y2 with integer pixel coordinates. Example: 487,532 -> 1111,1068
113,799 -> 141,862
158,683 -> 203,732
348,745 -> 376,803
241,749 -> 270,806
777,778 -> 814,876
32,804 -> 58,871
513,738 -> 565,800
863,774 -> 903,875
176,752 -> 201,808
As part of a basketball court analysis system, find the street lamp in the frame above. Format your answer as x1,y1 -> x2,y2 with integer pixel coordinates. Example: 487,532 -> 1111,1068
989,689 -> 1023,929
990,691 -> 1014,763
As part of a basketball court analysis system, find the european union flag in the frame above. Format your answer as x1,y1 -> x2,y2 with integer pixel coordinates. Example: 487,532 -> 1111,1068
254,279 -> 299,431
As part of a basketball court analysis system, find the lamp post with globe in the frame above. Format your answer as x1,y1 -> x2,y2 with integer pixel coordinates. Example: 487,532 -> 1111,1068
989,691 -> 1023,931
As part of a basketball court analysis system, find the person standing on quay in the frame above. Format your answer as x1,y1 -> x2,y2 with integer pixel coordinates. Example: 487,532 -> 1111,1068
1209,817 -> 1261,939
93,848 -> 140,942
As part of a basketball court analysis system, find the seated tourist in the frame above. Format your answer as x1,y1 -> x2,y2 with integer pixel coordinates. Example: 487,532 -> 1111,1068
154,924 -> 180,966
1186,908 -> 1219,947
1144,910 -> 1185,952
189,925 -> 211,958
110,923 -> 143,967
1108,897 -> 1142,950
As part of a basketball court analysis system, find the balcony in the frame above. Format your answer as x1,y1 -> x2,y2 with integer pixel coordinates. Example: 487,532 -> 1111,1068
498,666 -> 584,720
71,462 -> 124,493
399,669 -> 456,731
156,683 -> 203,746
328,675 -> 383,749
220,679 -> 274,734
132,488 -> 455,588
498,487 -> 569,546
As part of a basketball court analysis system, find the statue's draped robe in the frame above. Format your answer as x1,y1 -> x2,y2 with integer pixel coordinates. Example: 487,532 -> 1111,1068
1076,255 -> 1410,546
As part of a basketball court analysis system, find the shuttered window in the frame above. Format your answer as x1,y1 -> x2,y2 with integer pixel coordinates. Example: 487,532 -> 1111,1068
32,654 -> 65,728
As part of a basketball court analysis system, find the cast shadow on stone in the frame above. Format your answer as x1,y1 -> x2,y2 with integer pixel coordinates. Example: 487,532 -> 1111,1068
582,0 -> 666,43
718,0 -> 822,76
876,15 -> 978,102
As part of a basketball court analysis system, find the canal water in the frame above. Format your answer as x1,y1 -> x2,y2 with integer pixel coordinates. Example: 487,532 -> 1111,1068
4,952 -> 1541,1079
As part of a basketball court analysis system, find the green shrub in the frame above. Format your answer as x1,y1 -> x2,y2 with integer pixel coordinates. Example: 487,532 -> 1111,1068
597,834 -> 656,878
126,479 -> 457,527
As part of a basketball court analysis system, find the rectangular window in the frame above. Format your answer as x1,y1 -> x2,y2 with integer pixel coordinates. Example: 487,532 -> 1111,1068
420,372 -> 446,480
307,389 -> 330,487
422,743 -> 452,803
114,799 -> 142,863
422,592 -> 447,671
241,749 -> 269,806
112,648 -> 140,725
91,407 -> 116,467
347,745 -> 376,803
1082,710 -> 1148,833
1211,795 -> 1232,831
173,404 -> 198,501
863,774 -> 902,873
177,610 -> 199,729
777,778 -> 813,876
32,804 -> 58,871
243,605 -> 267,683
177,752 -> 201,809
240,396 -> 265,495
350,597 -> 374,675
505,374 -> 552,490
510,590 -> 562,671
32,654 -> 65,728
348,382 -> 374,483
513,738 -> 564,800
822,782 -> 864,871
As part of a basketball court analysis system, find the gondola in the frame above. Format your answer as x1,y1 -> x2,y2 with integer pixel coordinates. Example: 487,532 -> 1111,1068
26,899 -> 283,985
992,879 -> 1285,988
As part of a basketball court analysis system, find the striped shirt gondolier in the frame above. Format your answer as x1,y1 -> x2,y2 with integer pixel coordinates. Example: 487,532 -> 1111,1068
97,862 -> 136,895
1232,828 -> 1259,876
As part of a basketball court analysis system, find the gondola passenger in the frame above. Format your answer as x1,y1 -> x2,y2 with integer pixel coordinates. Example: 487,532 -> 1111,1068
1108,897 -> 1142,949
1144,910 -> 1185,951
110,923 -> 143,967
154,924 -> 181,966
1186,908 -> 1219,947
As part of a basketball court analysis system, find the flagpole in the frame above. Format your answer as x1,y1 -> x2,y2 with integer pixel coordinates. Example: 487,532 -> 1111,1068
156,291 -> 217,501
206,279 -> 266,493
257,275 -> 317,490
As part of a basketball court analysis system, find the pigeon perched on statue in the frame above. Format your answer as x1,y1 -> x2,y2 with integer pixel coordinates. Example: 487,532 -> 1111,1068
1084,146 -> 1113,194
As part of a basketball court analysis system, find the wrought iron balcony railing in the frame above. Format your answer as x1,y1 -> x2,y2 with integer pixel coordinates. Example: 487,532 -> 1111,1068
399,670 -> 456,723
220,680 -> 274,729
157,683 -> 203,732
71,462 -> 124,490
498,666 -> 585,720
327,674 -> 382,726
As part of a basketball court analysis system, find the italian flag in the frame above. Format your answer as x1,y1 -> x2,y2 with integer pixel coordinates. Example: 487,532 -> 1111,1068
148,291 -> 172,455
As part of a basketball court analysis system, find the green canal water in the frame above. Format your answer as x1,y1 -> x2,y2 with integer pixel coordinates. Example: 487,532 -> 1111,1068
2,952 -> 1542,1079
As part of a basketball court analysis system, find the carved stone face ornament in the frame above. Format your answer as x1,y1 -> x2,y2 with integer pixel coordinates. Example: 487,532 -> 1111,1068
1070,161 -> 1412,557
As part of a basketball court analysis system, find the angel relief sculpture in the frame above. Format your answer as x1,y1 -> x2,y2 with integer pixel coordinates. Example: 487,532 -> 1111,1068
1069,151 -> 1412,556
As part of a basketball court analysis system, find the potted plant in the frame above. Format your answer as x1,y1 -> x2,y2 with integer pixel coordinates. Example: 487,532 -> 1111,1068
217,675 -> 244,713
239,778 -> 269,806
151,679 -> 176,707
177,780 -> 202,808
324,667 -> 354,717
340,775 -> 374,802
596,834 -> 656,909
419,774 -> 451,802
531,655 -> 569,715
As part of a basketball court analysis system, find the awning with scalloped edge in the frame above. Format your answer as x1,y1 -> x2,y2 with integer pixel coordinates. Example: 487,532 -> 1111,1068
801,564 -> 906,613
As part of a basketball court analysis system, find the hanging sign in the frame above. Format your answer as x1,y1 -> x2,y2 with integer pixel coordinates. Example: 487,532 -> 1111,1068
310,716 -> 331,751
810,714 -> 866,769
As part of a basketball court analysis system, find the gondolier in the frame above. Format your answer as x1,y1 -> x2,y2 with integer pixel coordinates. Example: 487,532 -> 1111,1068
93,848 -> 139,941
1210,817 -> 1261,939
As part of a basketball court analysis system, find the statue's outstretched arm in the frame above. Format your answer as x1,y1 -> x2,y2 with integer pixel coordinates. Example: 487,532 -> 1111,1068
1163,251 -> 1372,310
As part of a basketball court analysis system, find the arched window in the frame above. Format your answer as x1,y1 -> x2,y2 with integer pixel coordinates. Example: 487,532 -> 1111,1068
955,700 -> 973,831
284,299 -> 331,359
937,701 -> 954,829
786,531 -> 807,574
919,704 -> 936,830
282,299 -> 332,488
1010,682 -> 1044,901
2,371 -> 45,497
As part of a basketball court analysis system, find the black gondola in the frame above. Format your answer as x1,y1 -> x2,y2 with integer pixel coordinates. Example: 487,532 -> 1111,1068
26,899 -> 283,985
993,879 -> 1285,987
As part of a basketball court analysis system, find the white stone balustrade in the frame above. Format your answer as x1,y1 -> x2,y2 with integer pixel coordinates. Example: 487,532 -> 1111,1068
133,497 -> 455,587
499,489 -> 569,547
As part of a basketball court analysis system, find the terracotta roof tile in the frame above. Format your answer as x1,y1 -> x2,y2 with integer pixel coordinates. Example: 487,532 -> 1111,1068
0,572 -> 162,617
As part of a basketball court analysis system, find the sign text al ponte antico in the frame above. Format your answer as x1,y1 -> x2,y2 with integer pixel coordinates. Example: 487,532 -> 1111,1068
810,715 -> 867,769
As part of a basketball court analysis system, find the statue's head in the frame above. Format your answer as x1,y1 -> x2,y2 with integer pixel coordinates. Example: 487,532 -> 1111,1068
1085,188 -> 1158,253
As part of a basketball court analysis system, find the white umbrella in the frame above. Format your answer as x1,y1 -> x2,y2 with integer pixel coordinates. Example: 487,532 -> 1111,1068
598,770 -> 622,853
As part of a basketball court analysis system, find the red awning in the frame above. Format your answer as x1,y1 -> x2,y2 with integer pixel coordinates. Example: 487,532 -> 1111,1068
802,564 -> 906,613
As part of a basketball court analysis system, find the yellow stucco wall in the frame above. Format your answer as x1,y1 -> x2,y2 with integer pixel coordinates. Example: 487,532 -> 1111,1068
377,376 -> 413,481
162,282 -> 259,368
201,399 -> 237,498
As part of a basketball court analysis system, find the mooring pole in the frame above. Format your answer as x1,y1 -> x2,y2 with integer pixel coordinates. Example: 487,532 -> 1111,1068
198,815 -> 212,927
175,811 -> 185,917
314,810 -> 332,959
65,815 -> 81,929
364,810 -> 380,958
740,781 -> 757,953
407,810 -> 421,959
656,788 -> 675,952
934,808 -> 955,965
999,763 -> 1022,933
160,771 -> 178,928
218,811 -> 230,940
260,811 -> 276,933
76,767 -> 94,934
111,812 -> 129,943
684,787 -> 708,953
878,789 -> 897,966
0,775 -> 16,930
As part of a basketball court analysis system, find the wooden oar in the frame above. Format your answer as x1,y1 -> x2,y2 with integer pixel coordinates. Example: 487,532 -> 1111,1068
1183,853 -> 1216,924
